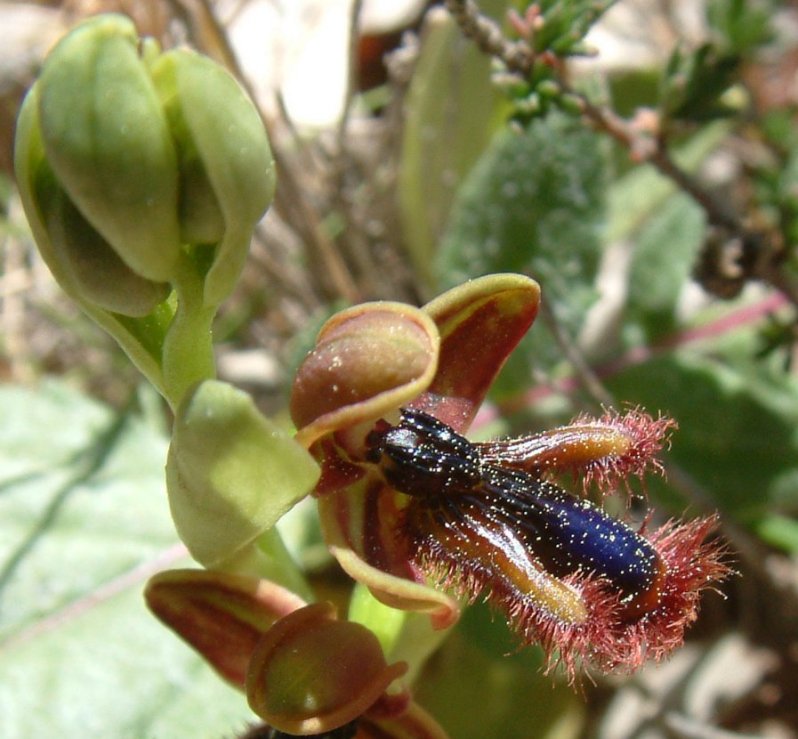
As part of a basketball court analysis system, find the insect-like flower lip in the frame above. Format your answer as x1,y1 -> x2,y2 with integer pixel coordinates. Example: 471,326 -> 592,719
288,274 -> 730,677
390,408 -> 731,675
289,274 -> 542,628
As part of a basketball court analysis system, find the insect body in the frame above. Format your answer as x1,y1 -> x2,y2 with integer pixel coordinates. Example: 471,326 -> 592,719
367,409 -> 666,620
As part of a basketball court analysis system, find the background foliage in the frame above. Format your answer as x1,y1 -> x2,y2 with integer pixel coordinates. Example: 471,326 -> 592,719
1,0 -> 798,737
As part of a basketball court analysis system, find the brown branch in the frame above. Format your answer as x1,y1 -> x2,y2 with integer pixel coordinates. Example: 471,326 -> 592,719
538,299 -> 615,408
443,0 -> 798,308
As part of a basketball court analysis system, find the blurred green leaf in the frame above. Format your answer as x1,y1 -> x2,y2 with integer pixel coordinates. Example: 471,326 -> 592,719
606,351 -> 798,521
706,0 -> 773,56
625,192 -> 706,341
607,68 -> 661,118
414,602 -> 584,739
437,113 -> 606,288
0,382 -> 255,737
398,5 -> 508,291
606,122 -> 728,243
437,112 -> 607,389
750,514 -> 798,554
660,43 -> 741,123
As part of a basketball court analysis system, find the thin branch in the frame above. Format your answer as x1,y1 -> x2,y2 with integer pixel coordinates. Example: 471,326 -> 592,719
444,0 -> 532,73
538,299 -> 615,408
443,0 -> 798,308
186,0 -> 362,304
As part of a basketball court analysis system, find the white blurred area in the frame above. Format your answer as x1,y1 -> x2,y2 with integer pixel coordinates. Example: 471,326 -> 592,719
228,0 -> 425,126
0,0 -> 426,129
2,0 -> 714,130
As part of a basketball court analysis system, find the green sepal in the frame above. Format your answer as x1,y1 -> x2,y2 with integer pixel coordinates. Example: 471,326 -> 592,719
14,84 -> 171,391
150,48 -> 276,306
17,84 -> 170,317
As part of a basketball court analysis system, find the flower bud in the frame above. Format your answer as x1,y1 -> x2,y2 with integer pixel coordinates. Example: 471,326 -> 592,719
149,48 -> 275,305
35,14 -> 182,282
247,602 -> 408,734
15,13 -> 275,312
15,90 -> 170,316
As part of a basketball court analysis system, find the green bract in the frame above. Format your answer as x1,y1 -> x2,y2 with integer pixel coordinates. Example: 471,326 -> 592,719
166,380 -> 320,568
14,13 -> 275,405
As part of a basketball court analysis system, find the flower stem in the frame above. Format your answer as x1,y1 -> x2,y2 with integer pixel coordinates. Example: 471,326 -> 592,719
161,252 -> 217,407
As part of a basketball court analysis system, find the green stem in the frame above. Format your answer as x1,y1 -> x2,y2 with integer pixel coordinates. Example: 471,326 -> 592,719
161,252 -> 217,408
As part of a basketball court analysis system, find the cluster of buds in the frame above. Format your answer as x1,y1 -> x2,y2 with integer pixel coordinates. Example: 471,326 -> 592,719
16,14 -> 731,739
447,0 -> 615,120
14,14 -> 303,579
15,13 -> 275,405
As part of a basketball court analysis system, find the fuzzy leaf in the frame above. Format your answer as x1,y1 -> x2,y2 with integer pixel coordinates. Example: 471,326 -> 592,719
625,192 -> 706,340
437,113 -> 607,386
0,382 -> 255,737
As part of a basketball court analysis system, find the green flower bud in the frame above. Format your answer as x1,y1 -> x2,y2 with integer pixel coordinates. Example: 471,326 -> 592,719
149,48 -> 275,305
166,381 -> 320,568
15,13 -> 277,402
35,14 -> 182,282
15,87 -> 170,316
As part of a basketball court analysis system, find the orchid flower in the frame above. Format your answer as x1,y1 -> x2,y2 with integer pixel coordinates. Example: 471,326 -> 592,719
145,569 -> 448,738
289,273 -> 730,677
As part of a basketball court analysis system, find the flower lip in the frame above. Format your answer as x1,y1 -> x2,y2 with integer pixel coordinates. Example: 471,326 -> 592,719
290,275 -> 729,678
371,408 -> 664,607
367,408 -> 731,675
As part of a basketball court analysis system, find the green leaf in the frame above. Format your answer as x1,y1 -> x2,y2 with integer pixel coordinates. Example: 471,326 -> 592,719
625,192 -> 706,340
0,381 -> 255,737
606,122 -> 728,243
437,113 -> 606,289
398,5 -> 508,291
414,602 -> 584,739
750,514 -> 798,554
437,113 -> 607,387
606,351 -> 798,520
